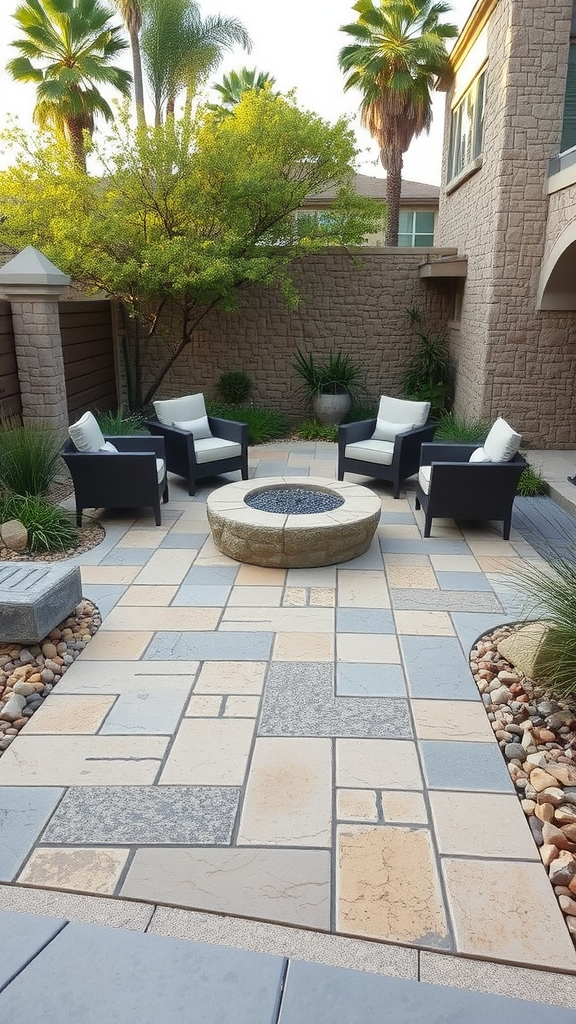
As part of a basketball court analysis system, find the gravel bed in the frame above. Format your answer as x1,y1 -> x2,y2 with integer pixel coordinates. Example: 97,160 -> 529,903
0,599 -> 101,754
245,487 -> 344,515
472,626 -> 576,948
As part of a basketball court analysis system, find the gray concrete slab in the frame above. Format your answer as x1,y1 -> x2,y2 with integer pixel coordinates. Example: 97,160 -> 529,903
0,787 -> 63,880
0,910 -> 66,991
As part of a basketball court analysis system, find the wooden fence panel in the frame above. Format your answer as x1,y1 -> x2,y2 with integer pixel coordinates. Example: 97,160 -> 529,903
60,300 -> 118,420
0,301 -> 21,419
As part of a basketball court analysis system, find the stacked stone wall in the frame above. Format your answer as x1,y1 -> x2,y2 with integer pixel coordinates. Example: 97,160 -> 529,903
437,0 -> 576,446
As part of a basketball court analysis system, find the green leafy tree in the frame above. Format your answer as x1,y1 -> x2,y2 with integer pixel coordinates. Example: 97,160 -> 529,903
339,0 -> 457,245
0,92 -> 381,410
114,0 -> 146,126
208,67 -> 276,117
6,0 -> 132,170
141,0 -> 251,125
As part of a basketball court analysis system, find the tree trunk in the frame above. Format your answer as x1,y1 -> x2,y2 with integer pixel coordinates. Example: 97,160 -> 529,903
129,26 -> 146,128
65,118 -> 87,172
384,147 -> 403,247
166,94 -> 175,119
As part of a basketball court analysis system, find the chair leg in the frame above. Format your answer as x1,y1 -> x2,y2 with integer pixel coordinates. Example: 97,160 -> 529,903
393,481 -> 401,499
414,497 -> 421,510
241,458 -> 248,481
153,501 -> 161,526
502,516 -> 511,541
163,481 -> 169,503
337,465 -> 344,481
75,504 -> 82,527
424,513 -> 432,538
188,479 -> 196,496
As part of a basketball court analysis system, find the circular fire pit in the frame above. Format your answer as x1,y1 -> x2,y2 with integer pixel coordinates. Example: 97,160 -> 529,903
206,477 -> 381,568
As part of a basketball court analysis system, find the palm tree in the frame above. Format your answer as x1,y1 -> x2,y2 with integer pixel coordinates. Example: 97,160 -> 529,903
140,0 -> 251,126
7,0 -> 132,170
339,0 -> 457,245
208,67 -> 276,115
114,0 -> 146,126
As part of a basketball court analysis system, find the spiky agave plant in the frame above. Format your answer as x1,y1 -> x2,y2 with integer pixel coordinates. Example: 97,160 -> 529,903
510,557 -> 576,699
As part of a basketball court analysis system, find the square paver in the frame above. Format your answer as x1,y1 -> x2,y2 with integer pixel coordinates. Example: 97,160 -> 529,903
401,636 -> 478,699
337,633 -> 400,664
159,718 -> 255,785
17,847 -> 129,893
336,739 -> 422,790
336,789 -> 379,822
429,791 -> 538,859
381,791 -> 428,824
194,661 -> 267,694
336,663 -> 407,697
420,740 -> 514,792
337,570 -> 390,608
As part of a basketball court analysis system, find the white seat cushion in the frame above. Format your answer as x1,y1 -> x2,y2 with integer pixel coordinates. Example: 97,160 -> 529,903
345,440 -> 394,466
418,465 -> 432,494
156,458 -> 166,483
482,418 -> 522,462
173,415 -> 212,440
69,411 -> 107,452
153,393 -> 206,426
194,437 -> 242,464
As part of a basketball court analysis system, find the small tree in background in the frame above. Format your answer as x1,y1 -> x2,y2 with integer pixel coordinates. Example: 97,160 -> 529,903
0,92 -> 381,410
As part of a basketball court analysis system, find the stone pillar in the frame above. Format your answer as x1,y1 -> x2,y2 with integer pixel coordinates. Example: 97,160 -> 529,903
0,246 -> 71,437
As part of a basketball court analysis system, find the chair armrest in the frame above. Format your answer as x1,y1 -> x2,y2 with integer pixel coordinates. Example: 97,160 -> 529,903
419,442 -> 476,466
106,435 -> 166,458
208,417 -> 248,445
338,419 -> 377,444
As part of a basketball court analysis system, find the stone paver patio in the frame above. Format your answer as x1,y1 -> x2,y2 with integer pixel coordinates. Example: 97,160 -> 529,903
2,442 -> 576,976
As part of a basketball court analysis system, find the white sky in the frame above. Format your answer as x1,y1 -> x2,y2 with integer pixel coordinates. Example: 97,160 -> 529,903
0,0 -> 476,184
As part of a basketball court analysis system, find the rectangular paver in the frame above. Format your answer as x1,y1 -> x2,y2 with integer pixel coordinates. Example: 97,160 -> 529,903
401,636 -> 479,699
144,631 -> 273,661
0,736 -> 168,786
0,788 -> 64,880
159,718 -> 255,785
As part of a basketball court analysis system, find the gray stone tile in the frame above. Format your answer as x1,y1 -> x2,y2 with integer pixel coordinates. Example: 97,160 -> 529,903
0,922 -> 285,1024
336,663 -> 407,697
401,637 -> 479,700
278,959 -> 576,1024
420,741 -> 514,792
172,585 -> 231,606
160,532 -> 208,548
0,788 -> 64,881
259,663 -> 412,738
391,591 -> 503,612
0,911 -> 66,991
336,608 -> 394,634
450,613 -> 516,655
335,539 -> 383,570
80,584 -> 129,620
100,548 -> 156,566
70,524 -> 133,565
182,565 -> 239,586
377,513 -> 416,524
99,681 -> 193,734
144,631 -> 273,661
382,539 -> 470,554
0,885 -> 154,932
41,786 -> 240,844
435,572 -> 494,592
253,460 -> 293,475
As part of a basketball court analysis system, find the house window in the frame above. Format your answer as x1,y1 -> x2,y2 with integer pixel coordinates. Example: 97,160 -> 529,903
560,4 -> 576,153
398,210 -> 435,247
447,69 -> 487,182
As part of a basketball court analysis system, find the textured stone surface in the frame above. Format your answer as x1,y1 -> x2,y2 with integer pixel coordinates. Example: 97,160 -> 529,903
0,788 -> 64,880
17,847 -> 128,894
0,563 -> 82,643
0,911 -> 65,991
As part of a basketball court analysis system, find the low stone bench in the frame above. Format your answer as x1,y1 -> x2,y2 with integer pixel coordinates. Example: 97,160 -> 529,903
0,564 -> 82,644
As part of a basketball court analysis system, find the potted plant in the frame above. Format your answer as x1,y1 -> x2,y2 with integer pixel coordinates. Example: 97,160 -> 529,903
293,349 -> 366,425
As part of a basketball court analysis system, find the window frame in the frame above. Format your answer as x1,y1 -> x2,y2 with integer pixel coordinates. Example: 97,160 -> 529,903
447,68 -> 487,183
397,210 -> 436,247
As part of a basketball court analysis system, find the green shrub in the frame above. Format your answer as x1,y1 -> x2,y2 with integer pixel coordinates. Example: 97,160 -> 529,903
294,420 -> 338,442
344,402 -> 378,423
216,371 -> 252,405
95,408 -> 146,435
511,557 -> 576,699
435,412 -> 491,443
404,308 -> 452,416
0,493 -> 77,552
516,464 -> 548,497
292,350 -> 366,403
0,418 -> 62,496
207,402 -> 290,445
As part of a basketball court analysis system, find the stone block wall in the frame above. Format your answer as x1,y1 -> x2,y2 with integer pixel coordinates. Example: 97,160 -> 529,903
437,0 -> 576,446
133,250 -> 455,417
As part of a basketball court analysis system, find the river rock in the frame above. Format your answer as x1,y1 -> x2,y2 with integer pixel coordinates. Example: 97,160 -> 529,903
559,895 -> 576,916
530,768 -> 559,792
12,681 -> 35,697
548,851 -> 576,885
538,787 -> 567,807
535,802 -> 555,823
504,742 -> 526,761
489,685 -> 513,705
542,822 -> 576,851
0,519 -> 28,553
544,763 -> 576,787
555,805 -> 576,826
0,694 -> 27,721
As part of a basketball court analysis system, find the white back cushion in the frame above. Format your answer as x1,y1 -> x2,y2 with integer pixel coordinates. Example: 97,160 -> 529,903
377,396 -> 430,428
373,419 -> 416,442
483,418 -> 522,462
469,447 -> 492,463
69,411 -> 106,452
153,393 -> 206,425
173,416 -> 213,439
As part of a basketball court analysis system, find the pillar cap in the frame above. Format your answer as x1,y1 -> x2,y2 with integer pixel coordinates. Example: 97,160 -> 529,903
0,245 -> 71,298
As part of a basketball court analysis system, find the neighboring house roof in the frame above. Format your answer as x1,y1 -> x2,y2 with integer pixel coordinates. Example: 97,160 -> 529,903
305,173 -> 440,207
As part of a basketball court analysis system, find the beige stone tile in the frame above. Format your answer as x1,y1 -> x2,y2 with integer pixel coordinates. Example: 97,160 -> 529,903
336,789 -> 378,822
80,566 -> 140,584
380,524 -> 421,540
170,515 -> 208,531
429,555 -> 481,572
228,586 -> 283,607
159,717 -> 254,785
442,858 -> 576,969
134,549 -> 194,585
337,633 -> 400,664
283,587 -> 307,607
185,694 -> 222,716
194,661 -> 266,695
383,553 -> 429,567
430,792 -> 538,859
336,825 -> 449,944
18,848 -> 128,895
475,555 -> 532,573
393,611 -> 454,636
22,695 -> 115,734
337,570 -> 390,608
117,585 -> 178,606
286,567 -> 337,587
194,535 -> 237,565
115,529 -> 168,548
273,632 -> 334,661
379,496 -> 411,513
0,735 -> 167,785
337,739 -> 422,790
310,587 -> 335,607
101,606 -> 219,631
224,695 -> 260,717
56,661 -> 199,692
411,700 -> 494,742
235,564 -> 287,585
76,631 -> 153,660
382,791 -> 428,824
238,737 -> 331,846
221,606 -> 333,633
385,564 -> 438,589
121,847 -> 331,929
463,539 -> 517,556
